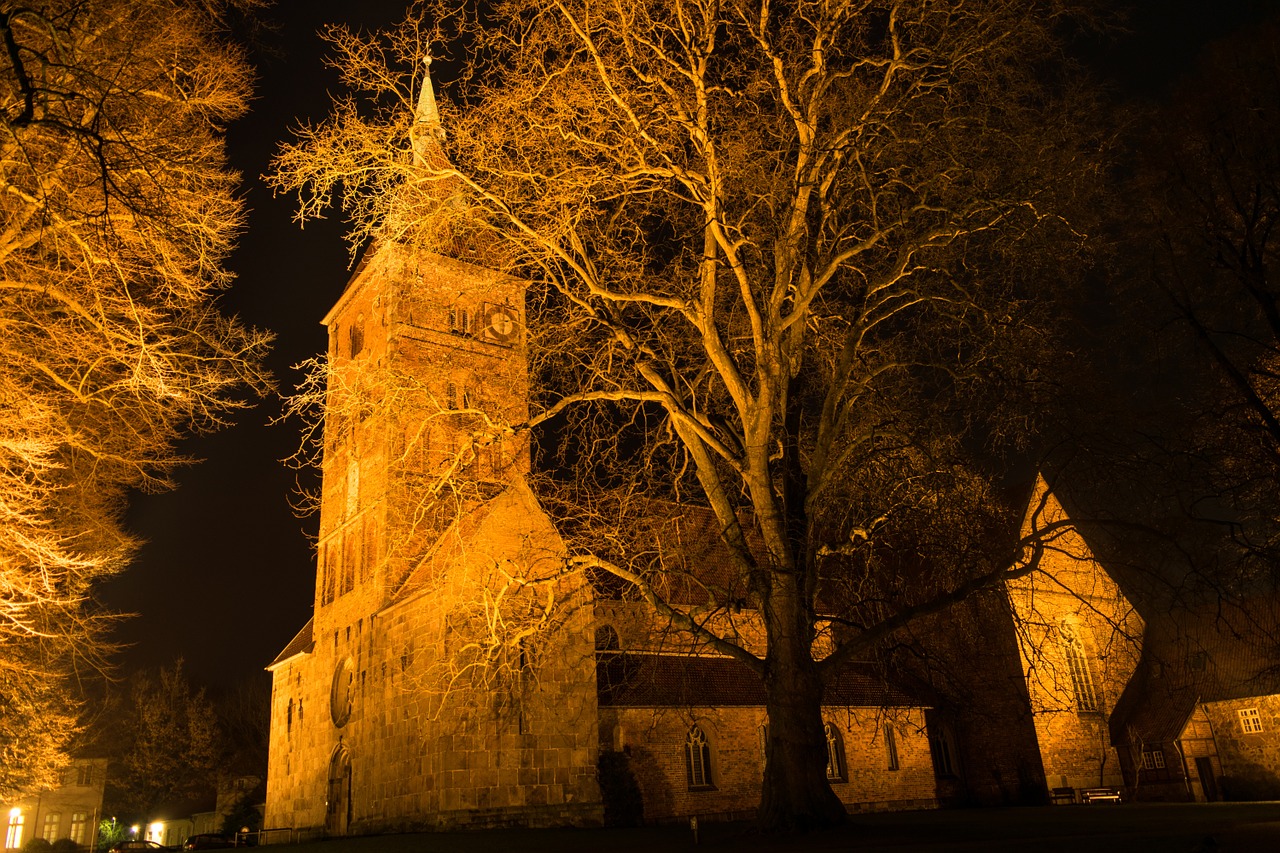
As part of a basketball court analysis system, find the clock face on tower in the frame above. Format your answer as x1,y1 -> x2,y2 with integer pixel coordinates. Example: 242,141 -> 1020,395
482,303 -> 518,345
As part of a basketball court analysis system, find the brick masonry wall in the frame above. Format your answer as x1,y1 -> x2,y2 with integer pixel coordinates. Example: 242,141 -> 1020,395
604,706 -> 936,822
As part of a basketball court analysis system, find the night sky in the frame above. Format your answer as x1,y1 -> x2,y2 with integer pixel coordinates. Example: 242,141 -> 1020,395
100,1 -> 1280,691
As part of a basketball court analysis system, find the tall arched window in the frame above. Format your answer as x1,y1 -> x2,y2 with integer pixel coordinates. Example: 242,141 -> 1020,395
1061,623 -> 1098,712
824,723 -> 846,781
685,725 -> 714,789
349,314 -> 365,358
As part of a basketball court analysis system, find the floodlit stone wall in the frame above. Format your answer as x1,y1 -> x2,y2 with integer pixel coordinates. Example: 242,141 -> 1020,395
1006,477 -> 1143,794
600,705 -> 936,822
1204,694 -> 1280,799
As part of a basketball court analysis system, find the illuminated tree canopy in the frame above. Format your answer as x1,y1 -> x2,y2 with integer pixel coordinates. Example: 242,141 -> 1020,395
0,0 -> 269,794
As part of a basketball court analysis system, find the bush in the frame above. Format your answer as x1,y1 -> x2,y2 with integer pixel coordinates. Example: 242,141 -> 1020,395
51,840 -> 79,853
23,839 -> 53,853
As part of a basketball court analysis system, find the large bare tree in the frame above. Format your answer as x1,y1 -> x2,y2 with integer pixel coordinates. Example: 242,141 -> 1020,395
0,0 -> 269,794
275,0 -> 1104,828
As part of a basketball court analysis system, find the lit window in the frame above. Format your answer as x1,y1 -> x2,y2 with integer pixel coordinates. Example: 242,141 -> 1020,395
1061,624 -> 1098,712
69,813 -> 87,845
885,723 -> 900,771
824,722 -> 846,781
1240,708 -> 1264,734
6,811 -> 24,850
42,813 -> 59,842
685,725 -> 713,789
1141,750 -> 1166,770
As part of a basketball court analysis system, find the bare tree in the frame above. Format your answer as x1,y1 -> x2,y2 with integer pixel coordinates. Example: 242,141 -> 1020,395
1128,17 -> 1280,590
274,0 -> 1105,828
0,0 -> 269,794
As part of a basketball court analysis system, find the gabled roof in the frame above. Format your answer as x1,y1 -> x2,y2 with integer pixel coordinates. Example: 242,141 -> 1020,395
1110,599 -> 1280,745
596,652 -> 920,709
266,618 -> 314,671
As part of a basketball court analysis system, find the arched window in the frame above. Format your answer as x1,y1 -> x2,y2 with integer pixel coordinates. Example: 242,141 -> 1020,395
1061,623 -> 1098,712
824,723 -> 846,781
685,725 -> 714,789
349,314 -> 365,357
884,723 -> 900,771
594,625 -> 620,652
758,723 -> 769,769
286,698 -> 294,735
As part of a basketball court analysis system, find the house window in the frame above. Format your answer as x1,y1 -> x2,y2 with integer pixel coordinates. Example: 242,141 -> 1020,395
824,723 -> 846,781
287,698 -> 294,735
758,723 -> 769,768
446,381 -> 457,409
1141,749 -> 1166,770
885,723 -> 900,771
69,813 -> 87,845
685,725 -> 714,789
1061,624 -> 1099,712
75,764 -> 92,786
41,814 -> 58,842
6,812 -> 24,849
1240,707 -> 1264,734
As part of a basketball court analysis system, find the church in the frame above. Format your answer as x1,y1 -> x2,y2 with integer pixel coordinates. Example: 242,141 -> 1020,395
261,71 -> 1185,836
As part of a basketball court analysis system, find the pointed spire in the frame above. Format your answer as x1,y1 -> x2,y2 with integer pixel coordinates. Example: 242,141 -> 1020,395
412,55 -> 445,163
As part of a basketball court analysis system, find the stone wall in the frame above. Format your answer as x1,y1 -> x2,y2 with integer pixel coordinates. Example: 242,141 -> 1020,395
602,706 -> 936,823
1006,478 -> 1143,795
1205,694 -> 1280,799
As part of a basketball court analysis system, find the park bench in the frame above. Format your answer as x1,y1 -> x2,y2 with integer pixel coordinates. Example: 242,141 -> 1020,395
1049,787 -> 1077,804
1080,787 -> 1122,803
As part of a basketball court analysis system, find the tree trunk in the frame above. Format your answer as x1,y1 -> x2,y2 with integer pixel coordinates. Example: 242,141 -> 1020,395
758,623 -> 847,831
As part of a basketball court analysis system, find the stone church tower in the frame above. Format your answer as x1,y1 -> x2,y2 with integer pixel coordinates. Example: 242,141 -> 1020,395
263,68 -> 602,834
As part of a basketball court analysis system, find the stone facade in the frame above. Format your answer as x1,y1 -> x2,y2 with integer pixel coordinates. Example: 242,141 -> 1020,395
1204,693 -> 1280,799
1006,477 -> 1144,795
601,706 -> 935,823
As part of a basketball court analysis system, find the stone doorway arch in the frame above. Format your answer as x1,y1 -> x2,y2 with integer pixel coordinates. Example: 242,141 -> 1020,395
325,744 -> 352,836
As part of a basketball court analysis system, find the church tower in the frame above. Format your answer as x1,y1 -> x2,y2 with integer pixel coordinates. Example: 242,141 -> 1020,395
264,63 -> 601,836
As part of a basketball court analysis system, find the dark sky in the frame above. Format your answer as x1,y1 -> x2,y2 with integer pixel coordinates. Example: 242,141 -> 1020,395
100,0 -> 1280,690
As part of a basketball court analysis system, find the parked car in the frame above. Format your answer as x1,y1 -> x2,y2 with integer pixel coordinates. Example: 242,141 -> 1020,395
108,842 -> 169,853
182,835 -> 236,851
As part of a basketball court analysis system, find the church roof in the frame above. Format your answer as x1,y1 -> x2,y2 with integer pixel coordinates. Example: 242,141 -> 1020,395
596,652 -> 920,708
266,618 -> 314,671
